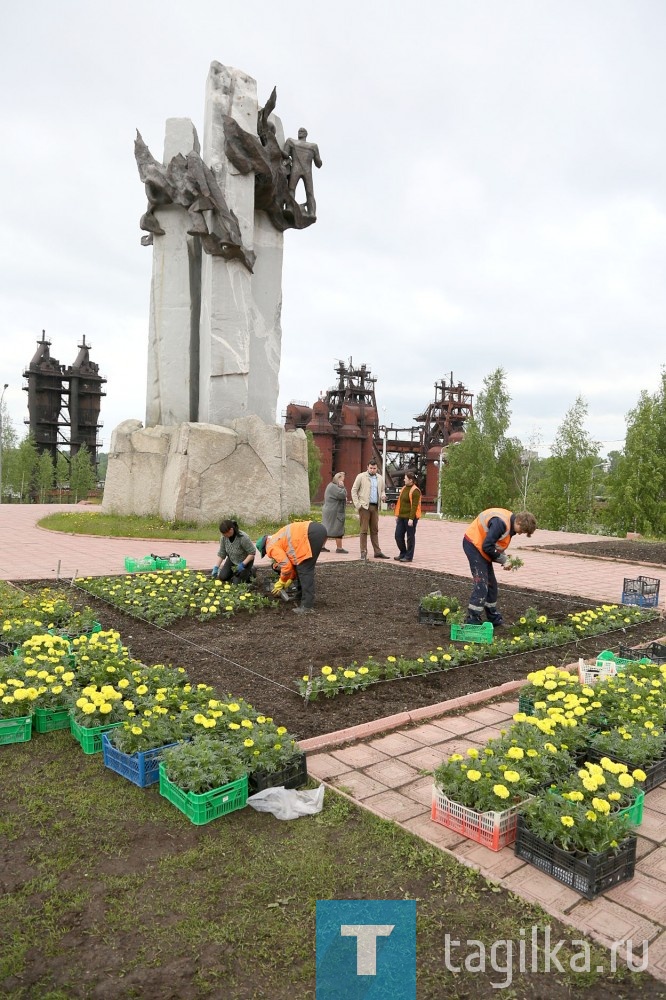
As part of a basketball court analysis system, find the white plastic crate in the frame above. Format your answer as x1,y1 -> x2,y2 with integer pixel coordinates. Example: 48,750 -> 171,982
431,785 -> 527,851
577,657 -> 618,686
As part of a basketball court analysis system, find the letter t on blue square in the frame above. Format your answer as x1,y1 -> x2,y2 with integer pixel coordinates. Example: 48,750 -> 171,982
316,899 -> 416,999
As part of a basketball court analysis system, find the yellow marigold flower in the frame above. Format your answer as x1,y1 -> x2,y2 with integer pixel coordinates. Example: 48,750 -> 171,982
466,769 -> 481,781
506,747 -> 524,760
387,656 -> 396,662
241,719 -> 253,728
302,675 -> 310,682
228,703 -> 240,712
358,667 -> 369,675
321,666 -> 332,675
326,675 -> 338,683
608,791 -> 621,801
618,772 -> 634,788
429,655 -> 438,662
592,797 -> 610,815
243,738 -> 254,748
526,749 -> 538,758
343,670 -> 356,678
560,815 -> 575,827
568,790 -> 584,802
585,810 -> 597,822
131,726 -> 142,735
504,770 -> 520,783
448,753 -> 464,761
493,784 -> 510,799
227,721 -> 241,730
136,685 -> 148,695
632,769 -> 647,782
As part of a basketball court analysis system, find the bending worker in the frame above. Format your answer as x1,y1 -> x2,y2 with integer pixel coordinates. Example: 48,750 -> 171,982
256,520 -> 328,615
212,519 -> 256,583
463,508 -> 536,626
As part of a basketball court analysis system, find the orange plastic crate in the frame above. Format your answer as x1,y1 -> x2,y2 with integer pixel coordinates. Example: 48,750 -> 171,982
431,785 -> 527,851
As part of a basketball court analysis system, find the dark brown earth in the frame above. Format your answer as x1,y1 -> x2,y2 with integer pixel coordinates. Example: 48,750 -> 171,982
58,548 -> 666,742
527,538 -> 666,566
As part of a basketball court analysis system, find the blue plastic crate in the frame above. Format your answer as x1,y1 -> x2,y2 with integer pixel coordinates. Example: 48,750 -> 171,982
621,576 -> 660,608
102,732 -> 183,787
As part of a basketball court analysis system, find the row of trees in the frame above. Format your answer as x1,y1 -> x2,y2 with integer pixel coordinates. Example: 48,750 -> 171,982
0,406 -> 100,502
441,367 -> 666,537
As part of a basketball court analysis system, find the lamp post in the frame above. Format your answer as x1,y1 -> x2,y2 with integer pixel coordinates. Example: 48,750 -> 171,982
436,447 -> 444,517
0,383 -> 8,505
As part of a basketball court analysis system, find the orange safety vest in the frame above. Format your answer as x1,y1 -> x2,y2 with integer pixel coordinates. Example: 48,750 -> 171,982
465,508 -> 513,562
395,484 -> 422,520
266,521 -> 312,582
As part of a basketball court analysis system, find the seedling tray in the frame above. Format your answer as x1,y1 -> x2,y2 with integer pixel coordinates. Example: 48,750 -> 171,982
0,715 -> 32,746
33,707 -> 70,733
102,732 -> 183,787
431,785 -> 527,851
248,752 -> 308,794
69,715 -> 123,755
159,765 -> 248,825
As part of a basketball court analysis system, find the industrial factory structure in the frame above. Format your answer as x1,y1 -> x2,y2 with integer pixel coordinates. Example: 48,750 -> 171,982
284,360 -> 474,508
23,331 -> 106,469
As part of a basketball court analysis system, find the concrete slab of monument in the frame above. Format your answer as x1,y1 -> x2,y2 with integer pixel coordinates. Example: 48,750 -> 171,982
102,416 -> 310,525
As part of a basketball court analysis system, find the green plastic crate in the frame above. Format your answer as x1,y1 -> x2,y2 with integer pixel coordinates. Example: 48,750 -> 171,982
155,557 -> 187,570
158,764 -> 248,825
517,693 -> 535,716
0,715 -> 33,745
69,714 -> 123,754
124,556 -> 157,573
49,621 -> 102,641
450,622 -> 494,644
33,706 -> 70,733
618,789 -> 645,827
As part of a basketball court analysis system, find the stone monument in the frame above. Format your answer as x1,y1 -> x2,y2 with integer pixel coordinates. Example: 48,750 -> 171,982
102,62 -> 322,524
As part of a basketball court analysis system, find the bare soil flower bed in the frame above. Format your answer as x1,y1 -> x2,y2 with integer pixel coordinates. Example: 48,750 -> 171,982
51,560 -> 666,742
527,538 -> 666,566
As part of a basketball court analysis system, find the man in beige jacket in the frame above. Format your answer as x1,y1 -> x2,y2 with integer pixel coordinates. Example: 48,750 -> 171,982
351,460 -> 389,560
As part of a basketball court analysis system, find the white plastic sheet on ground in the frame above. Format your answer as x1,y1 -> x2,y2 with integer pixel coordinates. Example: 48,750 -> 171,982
246,784 -> 325,821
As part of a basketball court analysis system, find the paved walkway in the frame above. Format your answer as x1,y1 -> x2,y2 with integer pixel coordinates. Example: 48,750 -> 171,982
2,505 -> 666,983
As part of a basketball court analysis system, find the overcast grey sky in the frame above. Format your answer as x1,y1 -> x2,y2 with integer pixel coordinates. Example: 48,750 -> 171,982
1,0 -> 664,455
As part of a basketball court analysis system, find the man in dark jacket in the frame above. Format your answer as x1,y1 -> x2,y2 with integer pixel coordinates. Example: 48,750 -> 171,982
463,509 -> 536,625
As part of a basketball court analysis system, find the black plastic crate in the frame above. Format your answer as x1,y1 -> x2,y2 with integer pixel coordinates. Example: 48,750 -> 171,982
248,752 -> 308,794
647,642 -> 666,665
622,576 -> 660,608
0,640 -> 20,657
417,607 -> 450,626
618,643 -> 651,662
514,816 -> 636,900
584,747 -> 666,794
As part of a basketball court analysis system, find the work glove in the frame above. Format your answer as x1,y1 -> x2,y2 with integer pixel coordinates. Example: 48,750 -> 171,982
211,566 -> 219,578
497,552 -> 508,566
234,564 -> 245,575
271,579 -> 288,596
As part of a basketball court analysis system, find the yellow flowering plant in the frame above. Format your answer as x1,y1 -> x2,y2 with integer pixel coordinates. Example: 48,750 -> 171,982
553,757 -> 646,812
161,734 -> 246,794
521,790 -> 634,854
69,683 -> 129,728
433,749 -> 536,813
108,715 -> 189,755
221,720 -> 301,775
0,679 -> 40,718
589,721 -> 666,768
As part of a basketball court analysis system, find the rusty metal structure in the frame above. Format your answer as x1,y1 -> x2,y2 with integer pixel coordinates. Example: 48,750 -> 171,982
380,374 -> 475,503
284,363 -> 474,507
23,331 -> 106,468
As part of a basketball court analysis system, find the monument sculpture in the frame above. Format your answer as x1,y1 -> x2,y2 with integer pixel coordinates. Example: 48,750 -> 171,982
102,62 -> 320,524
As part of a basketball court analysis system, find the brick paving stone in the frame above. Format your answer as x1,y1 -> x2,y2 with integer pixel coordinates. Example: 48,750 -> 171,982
330,744 -> 388,768
363,758 -> 421,788
367,732 -> 423,756
464,706 -> 512,726
423,738 -> 487,762
645,786 -> 666,815
638,846 -> 666,884
398,746 -> 449,771
638,807 -> 666,844
644,930 -> 666,978
502,865 -> 592,915
401,813 -> 467,850
567,897 -> 661,951
605,871 -> 666,924
430,716 -> 485,736
469,726 -> 507,744
398,722 -> 461,746
454,839 -> 526,879
362,789 -> 427,823
329,771 -> 390,800
637,835 -> 660,861
488,699 -> 520,717
306,752 -> 353,780
401,775 -> 435,807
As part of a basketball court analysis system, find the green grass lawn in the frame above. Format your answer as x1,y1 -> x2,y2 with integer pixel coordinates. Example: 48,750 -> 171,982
37,509 -> 361,542
0,733 -> 660,999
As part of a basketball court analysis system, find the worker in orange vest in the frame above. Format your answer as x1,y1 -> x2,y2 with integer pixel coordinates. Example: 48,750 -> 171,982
256,520 -> 328,615
463,509 -> 536,625
393,471 -> 422,563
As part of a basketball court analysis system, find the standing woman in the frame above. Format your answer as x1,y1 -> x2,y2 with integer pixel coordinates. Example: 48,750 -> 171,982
321,472 -> 348,553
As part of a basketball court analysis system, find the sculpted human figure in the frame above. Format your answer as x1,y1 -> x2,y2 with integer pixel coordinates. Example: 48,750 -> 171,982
284,128 -> 322,219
